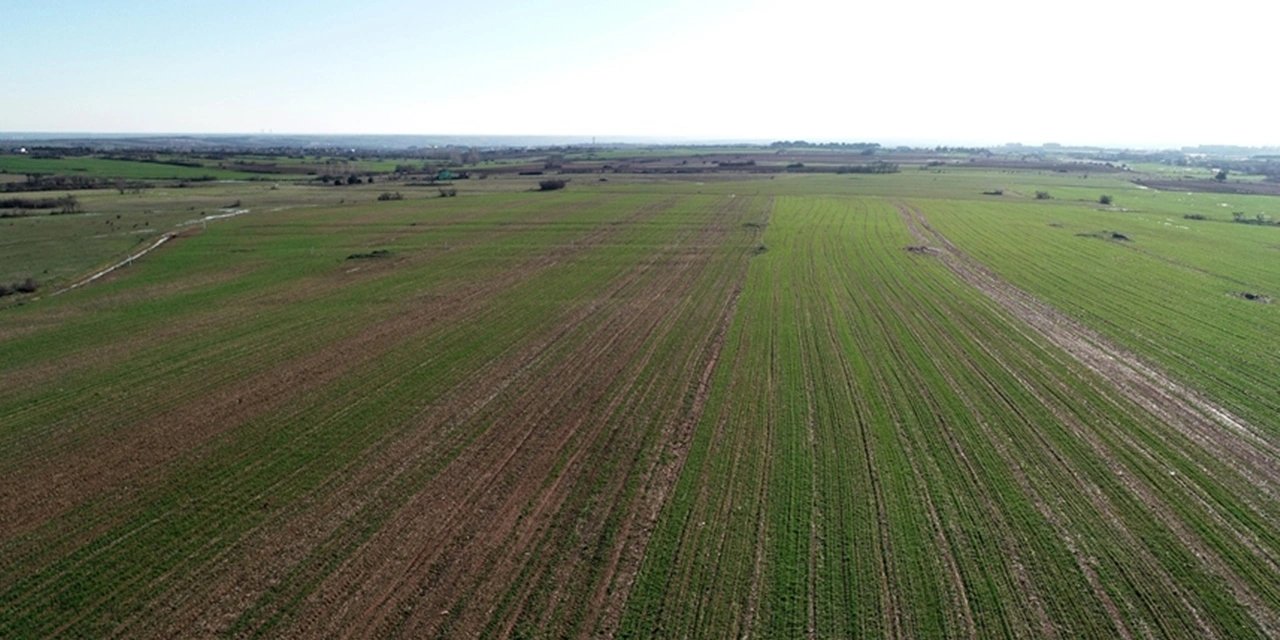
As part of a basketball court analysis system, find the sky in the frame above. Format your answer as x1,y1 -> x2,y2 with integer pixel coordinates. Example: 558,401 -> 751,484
2,0 -> 1274,148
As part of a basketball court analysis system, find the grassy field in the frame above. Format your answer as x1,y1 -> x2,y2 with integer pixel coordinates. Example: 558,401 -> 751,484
1,167 -> 1276,638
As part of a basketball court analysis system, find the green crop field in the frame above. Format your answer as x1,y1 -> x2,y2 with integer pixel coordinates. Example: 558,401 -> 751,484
1,166 -> 1276,638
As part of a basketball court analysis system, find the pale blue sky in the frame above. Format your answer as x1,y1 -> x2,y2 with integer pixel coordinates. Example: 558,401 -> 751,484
2,0 -> 1274,147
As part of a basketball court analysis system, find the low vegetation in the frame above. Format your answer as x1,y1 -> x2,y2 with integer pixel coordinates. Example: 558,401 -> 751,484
0,277 -> 38,296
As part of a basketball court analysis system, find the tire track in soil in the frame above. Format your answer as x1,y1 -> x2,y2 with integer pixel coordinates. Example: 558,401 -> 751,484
897,201 -> 1280,637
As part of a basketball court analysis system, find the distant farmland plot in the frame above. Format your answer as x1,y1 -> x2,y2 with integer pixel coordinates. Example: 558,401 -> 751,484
1,170 -> 1277,638
0,155 -> 265,180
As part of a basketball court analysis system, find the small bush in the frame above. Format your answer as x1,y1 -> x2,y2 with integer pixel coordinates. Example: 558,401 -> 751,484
1099,194 -> 1113,205
1,278 -> 38,296
437,188 -> 457,197
346,249 -> 391,260
538,179 -> 567,191
1184,213 -> 1207,220
1035,191 -> 1052,200
377,192 -> 404,201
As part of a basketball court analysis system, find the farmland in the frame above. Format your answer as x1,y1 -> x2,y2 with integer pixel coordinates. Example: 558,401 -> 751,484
0,155 -> 267,181
1,159 -> 1277,638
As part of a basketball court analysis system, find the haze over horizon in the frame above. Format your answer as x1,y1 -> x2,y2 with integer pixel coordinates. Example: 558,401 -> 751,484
4,0 -> 1273,148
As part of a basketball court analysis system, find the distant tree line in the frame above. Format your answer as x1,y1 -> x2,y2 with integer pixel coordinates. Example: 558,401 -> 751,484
103,154 -> 205,168
3,174 -> 159,193
933,146 -> 993,155
834,161 -> 899,174
1232,212 -> 1277,226
0,194 -> 80,214
770,141 -> 881,151
782,162 -> 899,174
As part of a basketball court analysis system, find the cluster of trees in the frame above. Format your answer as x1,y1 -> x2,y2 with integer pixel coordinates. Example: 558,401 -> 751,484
322,174 -> 373,186
1232,211 -> 1277,226
834,162 -> 899,174
4,174 -> 141,193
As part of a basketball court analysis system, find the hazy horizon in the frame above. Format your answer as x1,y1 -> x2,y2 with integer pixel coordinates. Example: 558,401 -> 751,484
4,0 -> 1273,148
4,131 -> 1275,153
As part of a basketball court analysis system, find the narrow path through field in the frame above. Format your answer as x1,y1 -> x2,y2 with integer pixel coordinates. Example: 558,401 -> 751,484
49,233 -> 176,297
42,208 -> 251,300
